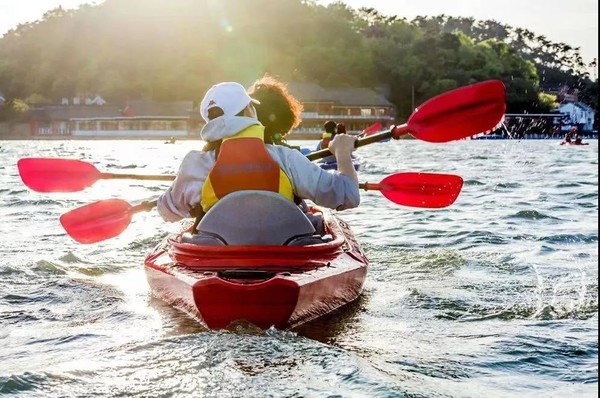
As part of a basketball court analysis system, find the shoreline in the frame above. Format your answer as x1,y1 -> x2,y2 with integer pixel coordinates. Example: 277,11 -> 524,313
1,136 -> 597,141
0,131 -> 325,141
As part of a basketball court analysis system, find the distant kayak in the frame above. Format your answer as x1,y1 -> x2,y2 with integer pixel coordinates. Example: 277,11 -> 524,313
317,157 -> 361,171
300,147 -> 362,170
560,141 -> 589,146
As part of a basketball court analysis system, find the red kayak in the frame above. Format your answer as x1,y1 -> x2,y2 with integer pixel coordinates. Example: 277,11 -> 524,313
560,141 -> 589,146
144,191 -> 368,330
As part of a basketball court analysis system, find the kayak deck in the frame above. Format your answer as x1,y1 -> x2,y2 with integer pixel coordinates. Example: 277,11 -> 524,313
144,207 -> 368,330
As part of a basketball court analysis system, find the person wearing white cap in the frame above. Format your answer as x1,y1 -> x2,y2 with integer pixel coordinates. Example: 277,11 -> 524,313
199,81 -> 261,122
156,79 -> 359,223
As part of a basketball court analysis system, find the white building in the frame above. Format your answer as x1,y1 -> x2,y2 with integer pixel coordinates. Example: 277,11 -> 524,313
557,102 -> 595,132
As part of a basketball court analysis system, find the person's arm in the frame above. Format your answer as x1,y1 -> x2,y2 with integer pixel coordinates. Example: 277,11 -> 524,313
278,147 -> 360,210
157,151 -> 212,222
328,134 -> 358,184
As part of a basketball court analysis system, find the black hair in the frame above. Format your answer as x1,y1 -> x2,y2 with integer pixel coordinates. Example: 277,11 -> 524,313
323,120 -> 336,133
207,107 -> 245,121
207,107 -> 224,120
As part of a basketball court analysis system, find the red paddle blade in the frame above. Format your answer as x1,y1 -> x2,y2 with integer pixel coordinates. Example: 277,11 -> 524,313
407,80 -> 506,143
60,199 -> 134,244
380,172 -> 463,208
362,122 -> 382,136
17,158 -> 101,192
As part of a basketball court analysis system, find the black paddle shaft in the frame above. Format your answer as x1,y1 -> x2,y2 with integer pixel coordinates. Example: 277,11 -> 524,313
305,128 -> 396,162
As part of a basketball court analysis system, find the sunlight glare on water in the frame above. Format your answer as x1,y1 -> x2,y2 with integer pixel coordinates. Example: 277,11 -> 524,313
0,139 -> 597,397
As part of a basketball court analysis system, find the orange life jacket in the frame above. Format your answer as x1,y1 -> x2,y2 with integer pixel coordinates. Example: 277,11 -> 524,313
201,124 -> 294,212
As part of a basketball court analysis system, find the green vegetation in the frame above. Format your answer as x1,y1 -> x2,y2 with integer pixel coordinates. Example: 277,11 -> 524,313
0,0 -> 596,123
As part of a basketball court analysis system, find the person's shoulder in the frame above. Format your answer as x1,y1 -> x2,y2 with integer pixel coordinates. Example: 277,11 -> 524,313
268,144 -> 311,163
182,149 -> 205,158
181,149 -> 213,163
267,143 -> 295,153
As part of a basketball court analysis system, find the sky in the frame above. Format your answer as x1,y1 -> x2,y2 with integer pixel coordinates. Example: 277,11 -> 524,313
0,0 -> 97,32
0,0 -> 597,68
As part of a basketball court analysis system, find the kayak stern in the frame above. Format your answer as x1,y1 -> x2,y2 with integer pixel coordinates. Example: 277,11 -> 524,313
144,207 -> 368,330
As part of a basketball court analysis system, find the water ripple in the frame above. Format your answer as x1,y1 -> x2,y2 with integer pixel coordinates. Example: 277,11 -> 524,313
0,139 -> 597,397
505,210 -> 560,220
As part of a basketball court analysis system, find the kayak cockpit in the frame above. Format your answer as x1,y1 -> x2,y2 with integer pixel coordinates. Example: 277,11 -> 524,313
151,190 -> 349,270
181,190 -> 328,246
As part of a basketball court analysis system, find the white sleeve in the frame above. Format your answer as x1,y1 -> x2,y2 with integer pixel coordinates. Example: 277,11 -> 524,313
156,151 -> 214,222
277,147 -> 360,210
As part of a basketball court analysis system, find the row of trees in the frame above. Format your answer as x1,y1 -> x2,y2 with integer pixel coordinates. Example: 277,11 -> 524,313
409,14 -> 597,112
0,0 -> 597,123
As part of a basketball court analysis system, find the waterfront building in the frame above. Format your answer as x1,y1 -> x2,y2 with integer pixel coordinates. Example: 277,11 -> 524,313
26,84 -> 395,139
29,101 -> 200,138
285,82 -> 395,137
557,102 -> 595,132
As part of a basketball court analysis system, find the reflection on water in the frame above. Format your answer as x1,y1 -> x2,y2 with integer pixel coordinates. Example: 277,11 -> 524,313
0,139 -> 597,397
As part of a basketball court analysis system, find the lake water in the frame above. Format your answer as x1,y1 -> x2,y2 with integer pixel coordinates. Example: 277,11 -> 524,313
0,139 -> 597,397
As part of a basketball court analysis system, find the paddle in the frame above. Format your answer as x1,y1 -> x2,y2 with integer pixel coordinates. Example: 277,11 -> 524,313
302,122 -> 382,155
17,158 -> 174,193
60,172 -> 463,243
60,199 -> 156,244
18,80 -> 504,193
306,79 -> 505,161
360,172 -> 463,208
358,122 -> 382,138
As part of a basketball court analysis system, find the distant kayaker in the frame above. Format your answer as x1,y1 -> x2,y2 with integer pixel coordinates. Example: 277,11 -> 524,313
156,81 -> 360,223
319,123 -> 348,163
564,127 -> 577,143
316,120 -> 337,151
314,121 -> 339,163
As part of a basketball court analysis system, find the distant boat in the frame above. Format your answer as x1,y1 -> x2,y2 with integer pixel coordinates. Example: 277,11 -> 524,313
164,137 -> 177,144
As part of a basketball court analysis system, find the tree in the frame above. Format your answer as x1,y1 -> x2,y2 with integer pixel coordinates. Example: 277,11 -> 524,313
0,0 -> 588,120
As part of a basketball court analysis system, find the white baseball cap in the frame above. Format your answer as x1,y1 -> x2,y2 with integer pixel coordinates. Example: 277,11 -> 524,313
200,82 -> 260,122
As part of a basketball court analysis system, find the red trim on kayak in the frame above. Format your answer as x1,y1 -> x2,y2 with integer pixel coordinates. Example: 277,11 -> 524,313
143,206 -> 368,330
166,212 -> 347,269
